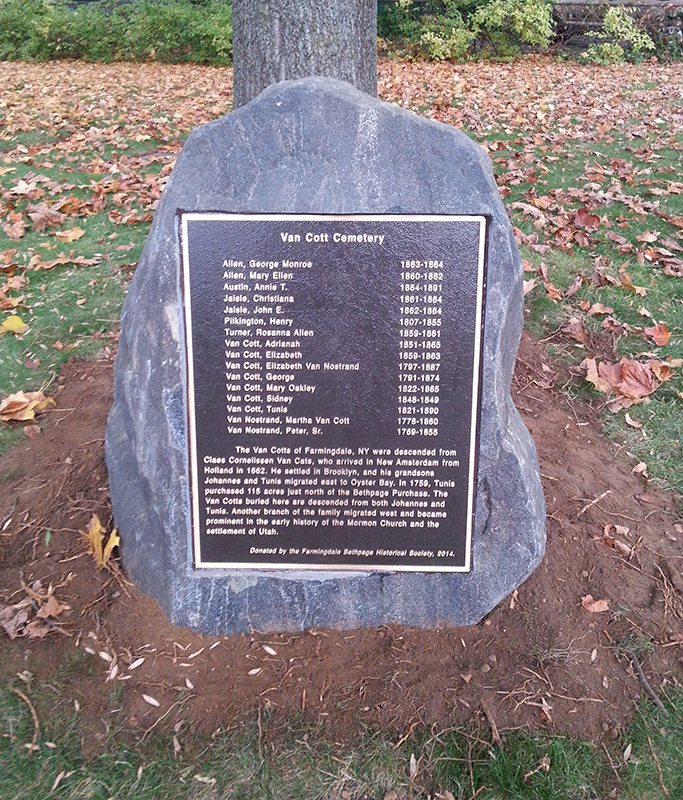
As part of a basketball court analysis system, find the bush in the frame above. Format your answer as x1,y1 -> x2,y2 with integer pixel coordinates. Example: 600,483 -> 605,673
419,0 -> 475,61
378,0 -> 555,61
471,0 -> 555,57
583,6 -> 655,64
0,0 -> 232,64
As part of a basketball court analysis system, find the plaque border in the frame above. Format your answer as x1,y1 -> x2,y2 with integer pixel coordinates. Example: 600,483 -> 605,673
181,213 -> 487,573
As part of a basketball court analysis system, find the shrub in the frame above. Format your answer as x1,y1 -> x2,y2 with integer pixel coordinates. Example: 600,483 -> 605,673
471,0 -> 555,57
584,6 -> 655,63
0,0 -> 232,64
419,0 -> 475,61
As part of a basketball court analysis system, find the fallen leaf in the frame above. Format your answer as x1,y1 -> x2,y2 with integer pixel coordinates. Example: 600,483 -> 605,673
601,317 -> 630,336
83,514 -> 119,569
36,594 -> 68,619
0,315 -> 29,335
523,278 -> 537,296
650,359 -> 678,381
618,358 -> 659,399
574,207 -> 600,231
27,202 -> 66,231
142,694 -> 160,707
562,317 -> 586,343
624,413 -> 642,429
102,528 -> 120,564
661,235 -> 682,252
54,227 -> 85,243
582,595 -> 610,613
0,391 -> 54,422
587,302 -> 613,316
582,357 -> 621,395
636,492 -> 658,504
563,274 -> 583,298
2,219 -> 26,240
643,323 -> 670,346
24,619 -> 52,639
620,272 -> 647,297
544,281 -> 562,302
0,605 -> 29,639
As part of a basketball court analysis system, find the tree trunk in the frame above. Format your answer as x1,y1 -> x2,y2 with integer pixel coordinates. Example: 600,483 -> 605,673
232,0 -> 377,109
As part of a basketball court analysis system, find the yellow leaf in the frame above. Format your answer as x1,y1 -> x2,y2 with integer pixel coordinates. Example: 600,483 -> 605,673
84,515 -> 119,569
102,528 -> 120,564
1,315 -> 29,335
84,514 -> 105,568
0,390 -> 52,422
54,227 -> 85,243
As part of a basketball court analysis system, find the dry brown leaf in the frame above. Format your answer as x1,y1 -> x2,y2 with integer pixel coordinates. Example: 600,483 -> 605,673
562,317 -> 586,344
36,594 -> 68,619
563,274 -> 583,298
620,272 -> 647,297
142,694 -> 160,707
643,323 -> 671,347
661,235 -> 682,252
574,207 -> 600,231
651,362 -> 673,382
581,595 -> 610,613
54,227 -> 85,243
0,390 -> 54,422
0,605 -> 29,639
587,302 -> 614,316
601,317 -> 630,336
523,278 -> 537,296
543,281 -> 562,302
582,358 -> 620,395
2,219 -> 26,240
583,357 -> 661,404
24,619 -> 52,640
618,358 -> 659,400
27,202 -> 66,230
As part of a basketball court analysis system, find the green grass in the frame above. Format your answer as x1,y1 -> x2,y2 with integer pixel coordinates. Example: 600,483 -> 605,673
2,668 -> 683,799
0,140 -> 158,451
463,112 -> 683,497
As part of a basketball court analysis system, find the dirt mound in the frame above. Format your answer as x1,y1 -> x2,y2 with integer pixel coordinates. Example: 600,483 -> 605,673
0,334 -> 681,752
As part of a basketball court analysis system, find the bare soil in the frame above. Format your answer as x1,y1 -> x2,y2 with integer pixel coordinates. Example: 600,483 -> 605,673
1,333 -> 682,754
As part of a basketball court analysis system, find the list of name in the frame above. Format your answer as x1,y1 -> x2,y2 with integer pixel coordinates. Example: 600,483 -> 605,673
223,256 -> 353,437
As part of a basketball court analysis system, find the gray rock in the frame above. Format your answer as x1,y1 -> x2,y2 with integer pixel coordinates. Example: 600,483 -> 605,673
105,77 -> 545,634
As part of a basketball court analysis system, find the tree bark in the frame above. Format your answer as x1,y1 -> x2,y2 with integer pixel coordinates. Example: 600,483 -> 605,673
232,0 -> 377,109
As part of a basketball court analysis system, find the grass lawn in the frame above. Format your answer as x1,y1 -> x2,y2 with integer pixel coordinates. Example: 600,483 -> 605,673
0,56 -> 682,799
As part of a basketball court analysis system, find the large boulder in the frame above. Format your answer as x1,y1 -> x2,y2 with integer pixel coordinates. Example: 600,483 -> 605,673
105,77 -> 545,634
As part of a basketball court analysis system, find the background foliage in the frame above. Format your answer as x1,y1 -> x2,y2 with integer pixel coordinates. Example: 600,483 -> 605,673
0,0 -> 677,65
0,0 -> 232,64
